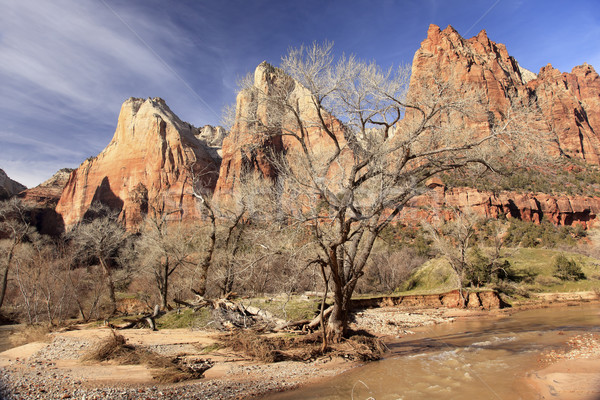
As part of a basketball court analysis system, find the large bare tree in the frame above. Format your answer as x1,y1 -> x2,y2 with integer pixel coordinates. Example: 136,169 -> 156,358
235,42 -> 545,341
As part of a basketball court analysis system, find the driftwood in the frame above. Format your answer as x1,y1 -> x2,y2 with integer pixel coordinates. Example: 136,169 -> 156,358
115,304 -> 162,331
171,295 -> 328,333
307,305 -> 333,330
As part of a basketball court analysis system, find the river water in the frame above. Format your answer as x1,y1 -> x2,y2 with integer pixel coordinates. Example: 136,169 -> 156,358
264,304 -> 600,400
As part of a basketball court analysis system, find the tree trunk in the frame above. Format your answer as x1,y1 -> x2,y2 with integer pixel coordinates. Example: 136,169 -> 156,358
160,264 -> 169,310
195,271 -> 207,297
326,296 -> 348,343
0,243 -> 16,310
0,264 -> 10,311
99,259 -> 117,316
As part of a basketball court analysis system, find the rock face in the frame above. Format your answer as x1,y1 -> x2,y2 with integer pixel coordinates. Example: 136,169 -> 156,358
18,169 -> 72,235
50,26 -> 600,231
402,184 -> 600,228
0,169 -> 26,200
411,24 -> 600,165
529,63 -> 600,163
215,61 -> 346,198
55,97 -> 220,229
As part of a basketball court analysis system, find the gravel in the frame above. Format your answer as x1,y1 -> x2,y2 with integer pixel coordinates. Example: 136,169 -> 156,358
351,307 -> 455,337
540,333 -> 600,364
0,308 -> 454,399
0,335 -> 349,400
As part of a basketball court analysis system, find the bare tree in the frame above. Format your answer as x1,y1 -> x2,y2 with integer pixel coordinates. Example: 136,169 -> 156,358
234,42 -> 545,341
0,198 -> 34,311
68,203 -> 129,316
136,216 -> 195,310
424,209 -> 481,306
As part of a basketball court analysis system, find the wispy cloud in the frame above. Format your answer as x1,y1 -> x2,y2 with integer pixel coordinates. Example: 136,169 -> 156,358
0,0 -> 224,187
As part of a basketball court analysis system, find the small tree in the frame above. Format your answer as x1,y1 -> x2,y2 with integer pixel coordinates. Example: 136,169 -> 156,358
0,198 -> 34,311
68,203 -> 129,316
137,216 -> 195,310
425,210 -> 480,306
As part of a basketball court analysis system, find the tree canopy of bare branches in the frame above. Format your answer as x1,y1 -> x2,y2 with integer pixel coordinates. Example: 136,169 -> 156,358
68,203 -> 130,316
233,42 -> 546,341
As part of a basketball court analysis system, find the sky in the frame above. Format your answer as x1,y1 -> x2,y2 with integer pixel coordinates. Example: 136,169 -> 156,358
1,0 -> 599,188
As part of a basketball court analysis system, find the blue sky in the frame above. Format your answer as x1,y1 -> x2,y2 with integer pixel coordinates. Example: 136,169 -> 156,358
1,0 -> 599,188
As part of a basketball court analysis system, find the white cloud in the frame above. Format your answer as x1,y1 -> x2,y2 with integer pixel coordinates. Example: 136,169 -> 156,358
0,0 -> 226,186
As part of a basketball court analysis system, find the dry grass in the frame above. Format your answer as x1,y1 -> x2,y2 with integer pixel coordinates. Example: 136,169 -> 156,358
82,330 -> 211,383
8,324 -> 52,348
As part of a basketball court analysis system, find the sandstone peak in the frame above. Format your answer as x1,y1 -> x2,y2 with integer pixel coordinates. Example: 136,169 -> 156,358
412,24 -> 600,165
55,97 -> 219,229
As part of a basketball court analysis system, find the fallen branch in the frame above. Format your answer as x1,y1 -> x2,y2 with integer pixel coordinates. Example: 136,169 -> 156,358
116,305 -> 162,331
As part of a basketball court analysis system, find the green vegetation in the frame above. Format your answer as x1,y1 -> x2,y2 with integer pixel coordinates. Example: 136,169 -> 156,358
441,160 -> 600,196
402,247 -> 600,297
552,254 -> 585,281
156,308 -> 212,330
503,218 -> 586,248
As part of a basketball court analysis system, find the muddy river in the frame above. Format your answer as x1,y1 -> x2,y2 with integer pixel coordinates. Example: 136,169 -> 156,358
264,304 -> 600,400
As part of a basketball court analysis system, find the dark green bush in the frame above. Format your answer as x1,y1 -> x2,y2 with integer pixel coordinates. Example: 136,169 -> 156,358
552,254 -> 585,281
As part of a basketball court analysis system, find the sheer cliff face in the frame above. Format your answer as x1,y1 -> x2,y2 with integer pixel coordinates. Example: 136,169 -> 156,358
412,24 -> 600,165
55,97 -> 219,229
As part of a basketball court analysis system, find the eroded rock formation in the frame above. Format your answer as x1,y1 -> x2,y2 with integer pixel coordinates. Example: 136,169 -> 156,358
55,97 -> 220,229
412,24 -> 600,165
215,61 -> 346,198
18,169 -> 72,235
0,169 -> 26,200
402,183 -> 600,228
48,26 -> 600,231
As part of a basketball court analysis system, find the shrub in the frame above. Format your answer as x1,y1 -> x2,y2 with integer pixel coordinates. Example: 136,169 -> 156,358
552,254 -> 585,281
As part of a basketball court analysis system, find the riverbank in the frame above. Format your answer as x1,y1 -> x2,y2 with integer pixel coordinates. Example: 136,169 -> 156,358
0,299 -> 598,399
0,308 -> 458,400
526,333 -> 600,399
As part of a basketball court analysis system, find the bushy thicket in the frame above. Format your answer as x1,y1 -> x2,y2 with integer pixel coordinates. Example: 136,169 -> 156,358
503,218 -> 585,248
552,254 -> 585,281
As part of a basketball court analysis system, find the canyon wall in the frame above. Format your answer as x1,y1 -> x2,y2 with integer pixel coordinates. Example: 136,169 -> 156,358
55,97 -> 220,229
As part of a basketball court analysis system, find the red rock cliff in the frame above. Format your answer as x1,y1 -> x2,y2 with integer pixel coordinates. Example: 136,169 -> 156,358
402,184 -> 600,228
55,97 -> 219,229
411,24 -> 600,165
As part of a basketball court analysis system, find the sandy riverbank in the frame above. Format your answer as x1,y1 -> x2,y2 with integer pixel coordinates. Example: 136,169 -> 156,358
525,333 -> 600,400
0,308 -> 459,400
0,301 -> 597,399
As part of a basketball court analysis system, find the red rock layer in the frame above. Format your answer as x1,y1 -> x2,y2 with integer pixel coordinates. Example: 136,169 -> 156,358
411,24 -> 600,165
55,98 -> 218,229
403,184 -> 600,228
18,169 -> 72,235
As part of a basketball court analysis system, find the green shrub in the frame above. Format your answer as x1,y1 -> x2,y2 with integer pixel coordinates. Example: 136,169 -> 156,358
552,254 -> 585,281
